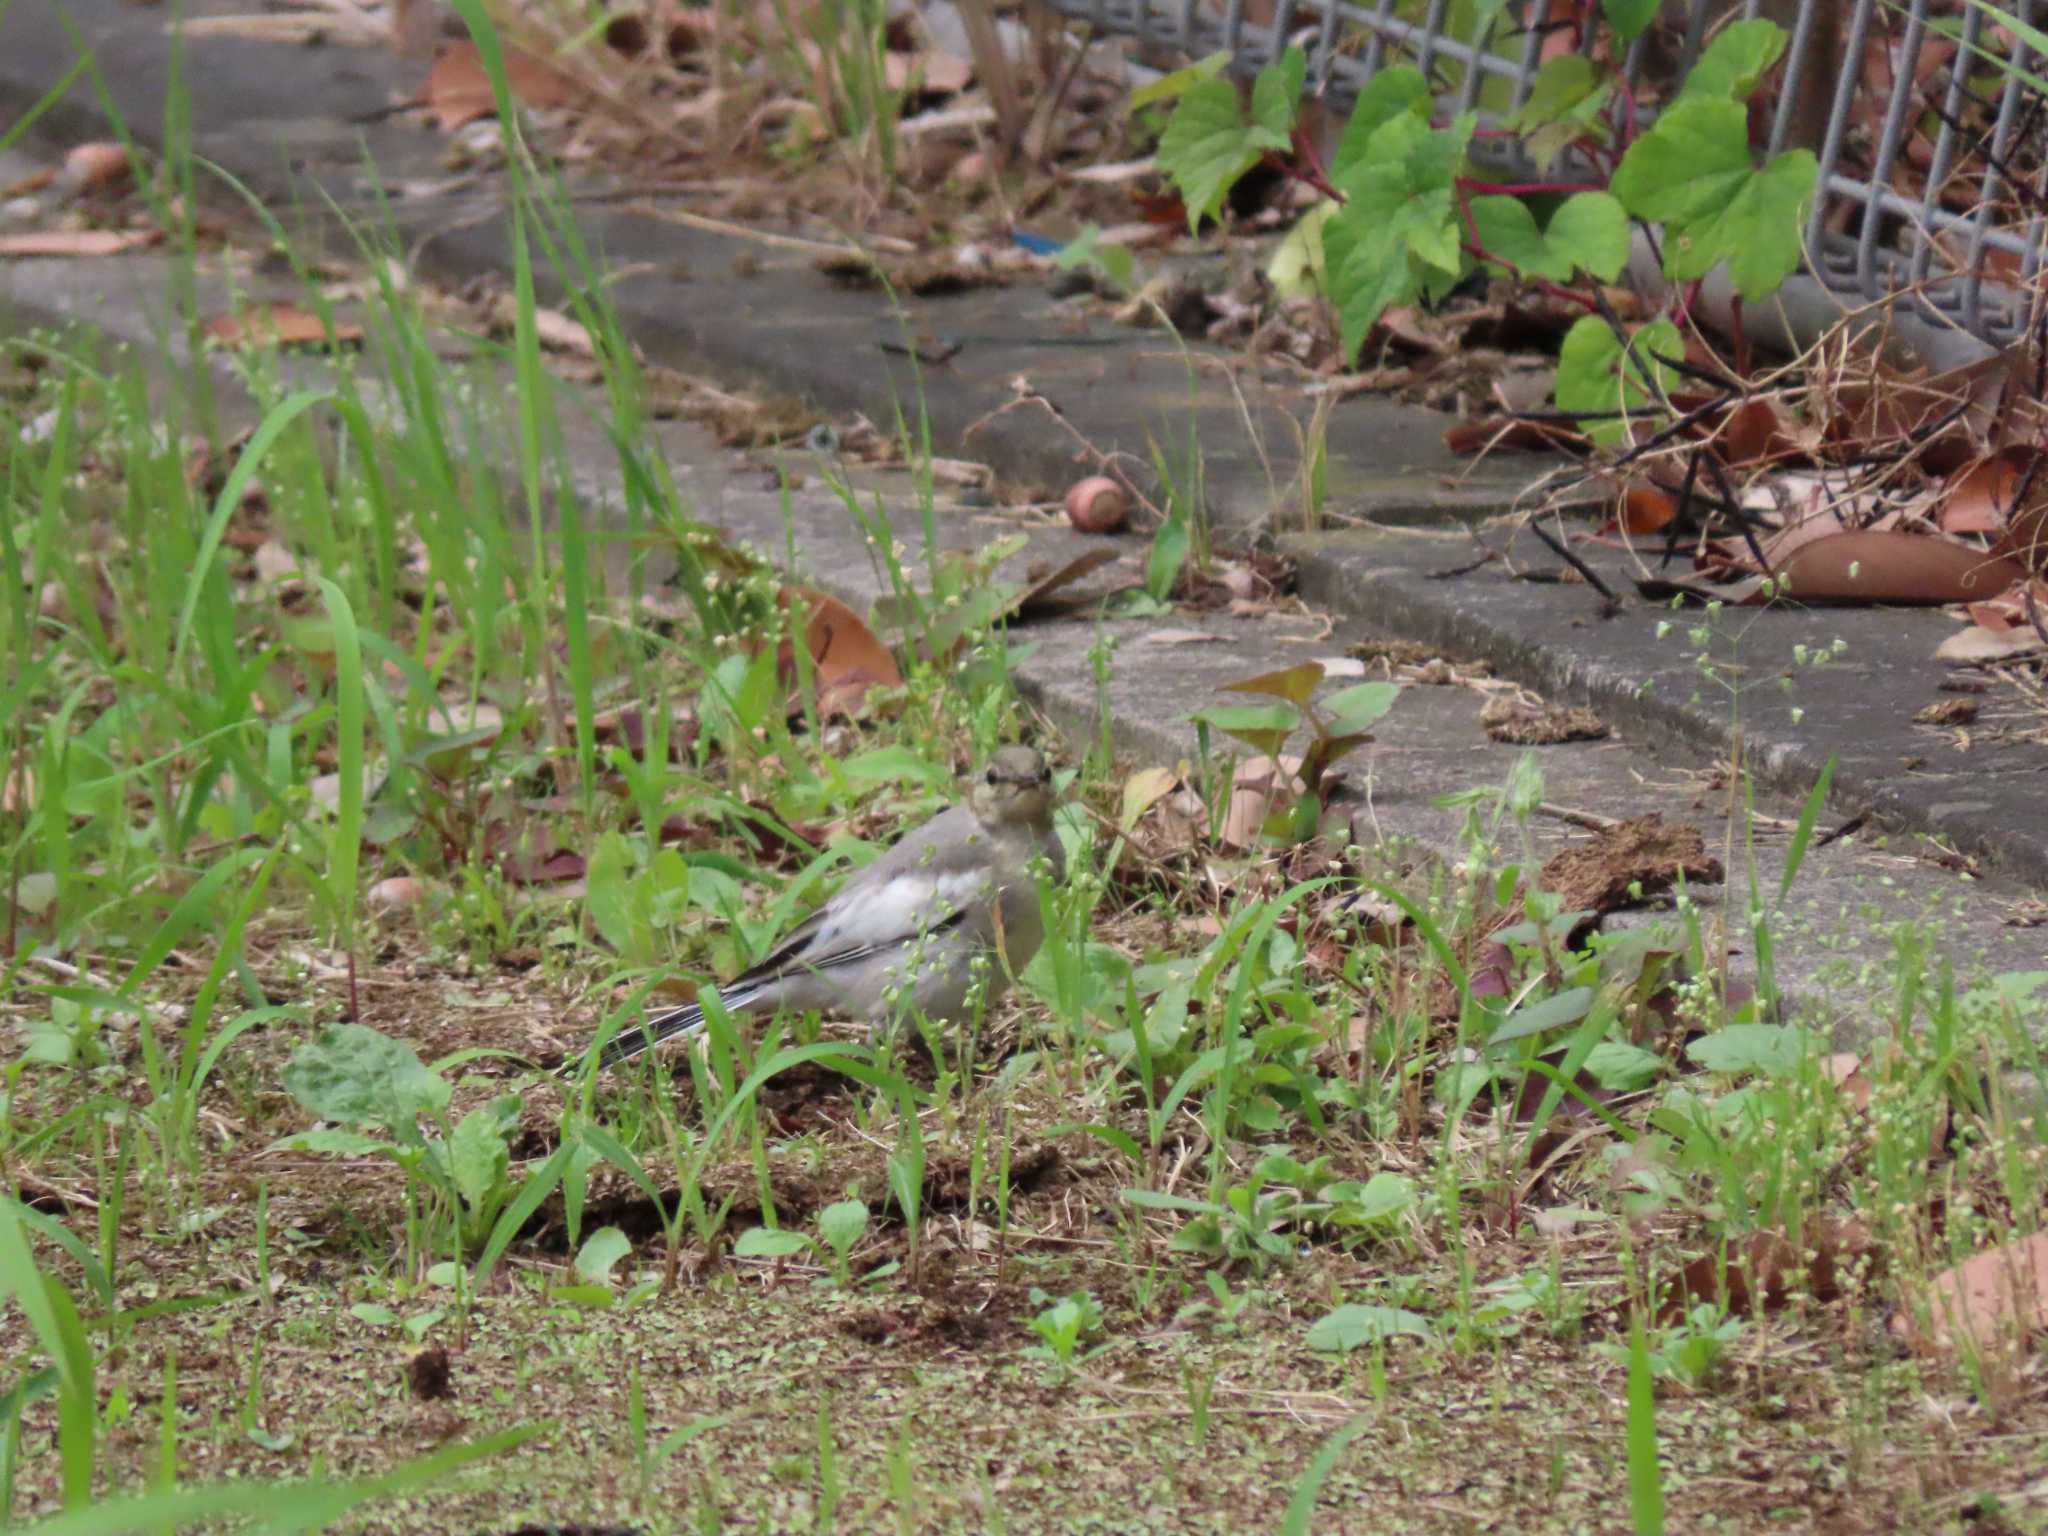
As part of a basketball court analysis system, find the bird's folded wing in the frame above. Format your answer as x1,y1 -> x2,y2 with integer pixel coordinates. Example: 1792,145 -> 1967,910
742,865 -> 993,982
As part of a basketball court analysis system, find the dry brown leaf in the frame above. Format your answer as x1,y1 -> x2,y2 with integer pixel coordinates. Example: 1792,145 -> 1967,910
1618,484 -> 1677,536
1008,547 -> 1125,622
1822,1052 -> 1873,1111
205,302 -> 365,351
1914,697 -> 1980,727
1220,754 -> 1303,850
1663,1219 -> 1873,1320
1768,529 -> 2025,605
1902,1231 -> 2048,1353
424,41 -> 581,132
1119,766 -> 1180,831
785,587 -> 902,719
1941,449 -> 2043,537
0,228 -> 157,258
883,49 -> 972,95
1716,397 -> 1811,465
1936,623 -> 2046,663
58,142 -> 133,198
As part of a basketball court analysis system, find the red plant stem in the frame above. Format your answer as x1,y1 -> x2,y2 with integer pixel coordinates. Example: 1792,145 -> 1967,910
1457,177 -> 1590,198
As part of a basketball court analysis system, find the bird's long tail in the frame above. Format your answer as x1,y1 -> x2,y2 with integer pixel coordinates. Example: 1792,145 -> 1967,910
568,984 -> 759,1076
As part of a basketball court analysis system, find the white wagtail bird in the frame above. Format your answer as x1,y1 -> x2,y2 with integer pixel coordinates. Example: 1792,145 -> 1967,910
574,746 -> 1064,1073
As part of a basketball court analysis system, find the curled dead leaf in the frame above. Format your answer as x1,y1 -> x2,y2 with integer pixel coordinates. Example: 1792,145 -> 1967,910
1771,530 -> 2026,605
205,302 -> 364,351
1618,484 -> 1677,536
784,587 -> 902,719
1662,1219 -> 1874,1321
1119,766 -> 1180,831
1942,449 -> 2044,537
424,41 -> 581,132
1220,754 -> 1304,850
0,228 -> 157,258
58,142 -> 133,198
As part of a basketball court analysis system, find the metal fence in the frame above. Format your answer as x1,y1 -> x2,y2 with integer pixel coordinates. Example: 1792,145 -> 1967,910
1040,0 -> 2047,346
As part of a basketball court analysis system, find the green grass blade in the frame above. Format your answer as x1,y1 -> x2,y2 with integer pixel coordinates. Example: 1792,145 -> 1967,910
1280,1415 -> 1367,1536
1775,756 -> 1836,906
1626,1310 -> 1665,1535
170,391 -> 330,676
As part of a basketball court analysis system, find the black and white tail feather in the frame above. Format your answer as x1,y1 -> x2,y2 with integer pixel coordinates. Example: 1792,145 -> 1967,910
559,923 -> 964,1078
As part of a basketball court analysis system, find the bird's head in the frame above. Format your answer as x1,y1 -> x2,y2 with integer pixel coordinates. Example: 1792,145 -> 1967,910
970,745 -> 1056,826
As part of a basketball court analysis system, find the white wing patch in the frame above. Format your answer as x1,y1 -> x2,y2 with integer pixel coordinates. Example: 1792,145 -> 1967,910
805,869 -> 989,963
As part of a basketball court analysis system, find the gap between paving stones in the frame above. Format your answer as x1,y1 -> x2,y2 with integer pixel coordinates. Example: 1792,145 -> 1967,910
6,0 -> 2047,901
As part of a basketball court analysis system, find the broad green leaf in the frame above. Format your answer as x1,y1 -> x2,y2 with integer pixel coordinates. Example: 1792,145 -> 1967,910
1250,47 -> 1307,143
1268,199 -> 1336,299
585,831 -> 646,964
1611,92 -> 1817,299
1686,1023 -> 1815,1077
1488,986 -> 1596,1046
1468,196 -> 1568,282
1323,681 -> 1400,734
282,1024 -> 449,1140
1469,190 -> 1632,291
1145,510 -> 1190,601
818,1200 -> 869,1255
1306,1302 -> 1432,1352
1329,66 -> 1433,181
574,1226 -> 633,1283
1334,1171 -> 1414,1221
733,1226 -> 813,1259
1585,1041 -> 1663,1092
1679,18 -> 1788,101
1323,112 -> 1474,358
1156,77 -> 1289,233
1555,315 -> 1684,444
1054,224 -> 1135,290
1611,97 -> 1754,225
841,746 -> 949,789
273,1129 -> 393,1158
1602,0 -> 1661,42
447,1102 -> 513,1213
1188,702 -> 1298,756
1128,49 -> 1233,113
1544,191 -> 1630,282
1510,54 -> 1606,130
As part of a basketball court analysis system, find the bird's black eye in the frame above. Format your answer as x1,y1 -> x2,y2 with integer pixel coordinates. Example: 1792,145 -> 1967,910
985,767 -> 998,784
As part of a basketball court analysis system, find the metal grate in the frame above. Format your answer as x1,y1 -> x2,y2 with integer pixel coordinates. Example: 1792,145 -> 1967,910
1042,0 -> 2048,345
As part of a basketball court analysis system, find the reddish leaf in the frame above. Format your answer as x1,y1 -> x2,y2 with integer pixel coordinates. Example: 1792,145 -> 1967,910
1767,529 -> 2026,604
1901,1231 -> 2048,1354
1663,1220 -> 1873,1321
205,302 -> 365,351
1619,484 -> 1677,536
1943,449 -> 2044,537
783,587 -> 902,720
